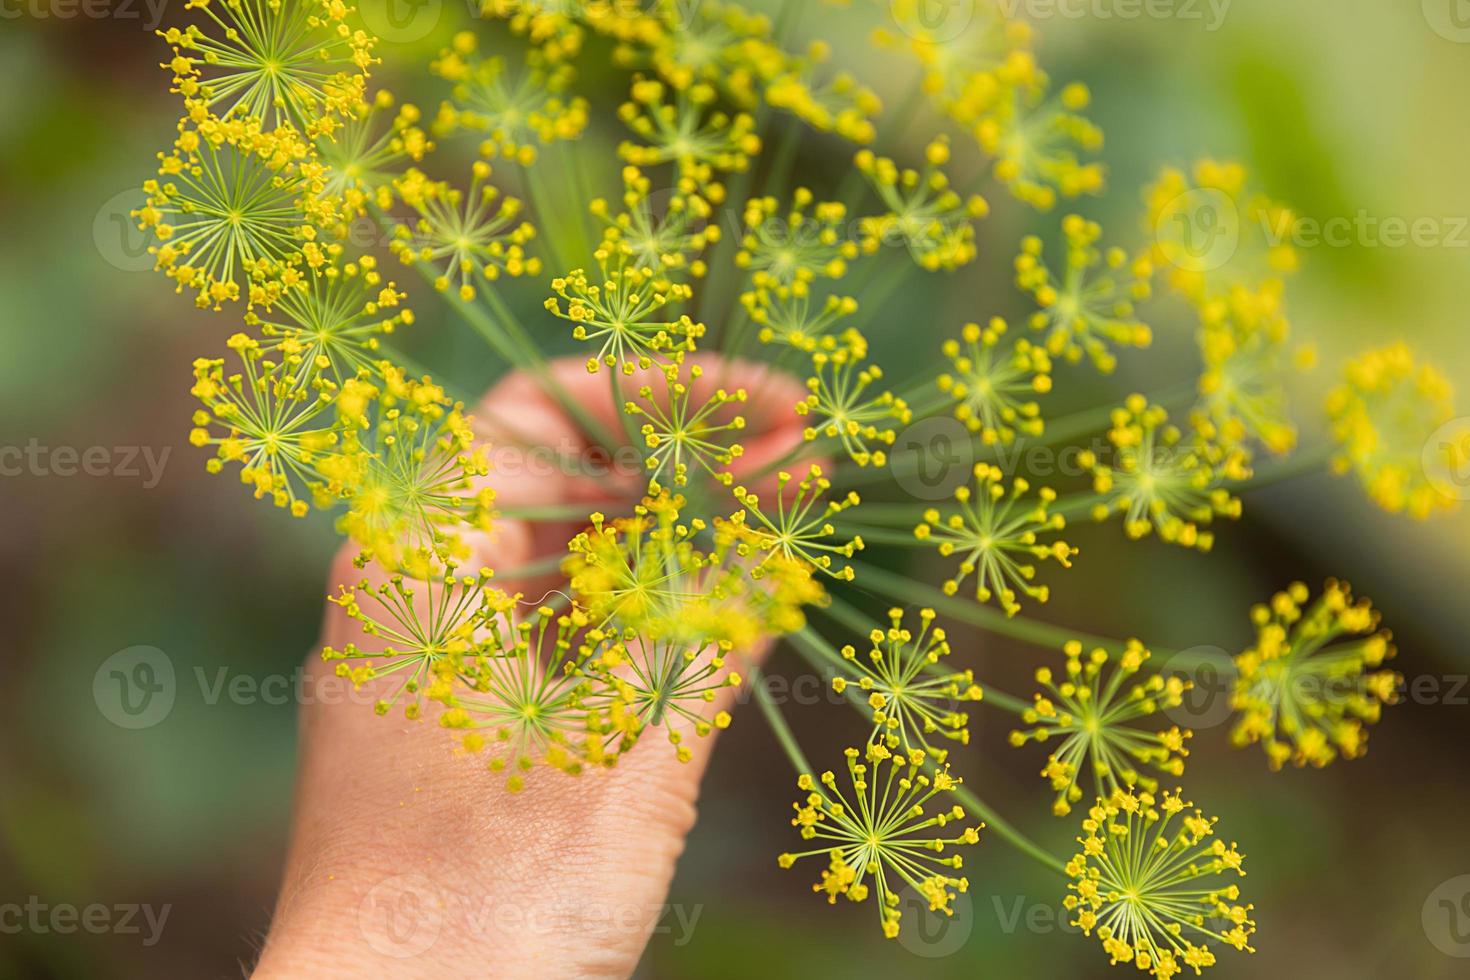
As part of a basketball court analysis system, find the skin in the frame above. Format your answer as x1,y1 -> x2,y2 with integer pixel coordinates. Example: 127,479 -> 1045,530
253,357 -> 810,978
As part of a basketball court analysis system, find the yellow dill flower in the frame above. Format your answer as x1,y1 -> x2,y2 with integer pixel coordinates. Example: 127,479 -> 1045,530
445,594 -> 610,791
618,77 -> 761,189
136,117 -> 332,310
316,90 -> 431,217
1325,343 -> 1458,519
798,343 -> 911,468
1230,580 -> 1400,770
1145,160 -> 1299,315
625,363 -> 748,488
936,317 -> 1052,443
737,189 -> 858,293
778,745 -> 983,940
1015,216 -> 1153,373
249,252 -> 411,383
566,492 -> 711,631
390,162 -> 540,301
975,75 -> 1105,210
1010,639 -> 1191,816
591,166 -> 720,279
733,465 -> 864,580
1195,310 -> 1303,455
856,137 -> 989,271
545,245 -> 702,374
643,0 -> 771,98
1081,395 -> 1250,552
433,32 -> 588,165
189,333 -> 341,517
158,0 -> 377,137
878,0 -> 1033,124
764,41 -> 882,144
744,288 -> 858,352
832,608 -> 982,762
331,374 -> 494,573
914,462 -> 1074,615
1066,788 -> 1255,978
585,630 -> 741,763
322,560 -> 492,720
481,0 -> 589,63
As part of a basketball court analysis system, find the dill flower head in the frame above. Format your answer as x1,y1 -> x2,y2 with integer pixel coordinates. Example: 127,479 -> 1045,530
936,317 -> 1052,444
625,362 -> 748,488
642,0 -> 770,98
778,744 -> 983,939
976,77 -> 1105,211
592,166 -> 720,279
1066,788 -> 1255,978
763,40 -> 882,144
566,491 -> 712,632
189,332 -> 341,517
545,245 -> 702,374
1230,580 -> 1400,770
1195,309 -> 1305,456
249,253 -> 411,382
832,608 -> 982,762
433,31 -> 588,164
732,465 -> 864,580
618,77 -> 761,189
913,463 -> 1075,616
1325,342 -> 1458,519
158,0 -> 377,137
1081,395 -> 1250,552
137,117 -> 333,310
584,630 -> 740,763
329,370 -> 494,573
1010,639 -> 1191,816
390,162 -> 540,301
798,341 -> 911,468
322,560 -> 492,720
1015,215 -> 1153,373
1145,160 -> 1298,314
879,0 -> 1033,117
316,91 -> 432,216
736,189 -> 858,293
443,594 -> 609,791
745,287 -> 857,352
855,137 -> 989,272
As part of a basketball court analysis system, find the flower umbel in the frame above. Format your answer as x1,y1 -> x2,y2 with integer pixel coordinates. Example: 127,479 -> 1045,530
778,745 -> 982,939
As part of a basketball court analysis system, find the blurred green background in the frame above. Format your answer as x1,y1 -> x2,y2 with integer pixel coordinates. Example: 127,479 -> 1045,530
3,1 -> 1470,977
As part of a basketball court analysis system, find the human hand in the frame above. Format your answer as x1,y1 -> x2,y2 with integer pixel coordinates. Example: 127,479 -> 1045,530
252,356 -> 808,979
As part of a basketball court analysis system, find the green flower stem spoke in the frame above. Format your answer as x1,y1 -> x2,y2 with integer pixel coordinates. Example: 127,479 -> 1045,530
496,503 -> 598,522
749,665 -> 813,774
949,783 -> 1066,876
1231,442 -> 1332,491
845,558 -> 1174,657
832,523 -> 926,546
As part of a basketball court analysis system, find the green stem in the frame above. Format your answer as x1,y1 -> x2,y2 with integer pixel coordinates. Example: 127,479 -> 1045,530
749,665 -> 813,773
